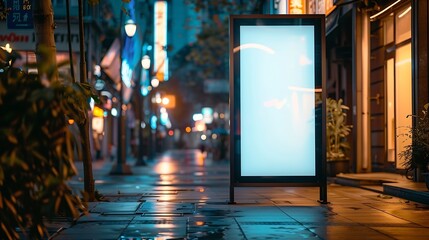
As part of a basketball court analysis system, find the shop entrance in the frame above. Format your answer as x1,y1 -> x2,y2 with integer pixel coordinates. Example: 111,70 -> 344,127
369,3 -> 412,171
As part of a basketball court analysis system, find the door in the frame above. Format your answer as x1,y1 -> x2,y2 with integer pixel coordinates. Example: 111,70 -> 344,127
369,4 -> 412,172
369,19 -> 387,171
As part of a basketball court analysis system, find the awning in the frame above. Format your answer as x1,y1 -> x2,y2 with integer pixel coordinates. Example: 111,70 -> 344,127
100,38 -> 120,84
325,3 -> 354,36
100,38 -> 134,104
326,8 -> 340,36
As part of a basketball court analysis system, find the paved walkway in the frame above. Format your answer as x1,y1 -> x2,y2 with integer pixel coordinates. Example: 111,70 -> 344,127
47,149 -> 429,239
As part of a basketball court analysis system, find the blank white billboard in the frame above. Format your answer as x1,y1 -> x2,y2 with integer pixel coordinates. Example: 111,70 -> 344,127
239,25 -> 316,176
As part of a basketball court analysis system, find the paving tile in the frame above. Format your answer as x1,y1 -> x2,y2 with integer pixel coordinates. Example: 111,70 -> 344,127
65,150 -> 429,239
77,213 -> 134,223
187,230 -> 246,240
52,222 -> 128,240
90,202 -> 142,214
239,223 -> 319,240
120,216 -> 187,239
308,225 -> 393,240
101,193 -> 144,202
372,226 -> 429,239
137,201 -> 195,214
194,207 -> 241,217
187,217 -> 244,240
338,213 -> 412,224
229,205 -> 290,218
86,202 -> 99,212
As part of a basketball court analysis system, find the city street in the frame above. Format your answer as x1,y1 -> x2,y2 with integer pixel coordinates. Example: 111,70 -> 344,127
46,149 -> 429,239
1,1 -> 427,240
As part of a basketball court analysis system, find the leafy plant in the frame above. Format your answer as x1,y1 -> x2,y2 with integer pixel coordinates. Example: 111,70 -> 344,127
184,0 -> 262,79
326,98 -> 352,161
399,103 -> 429,178
0,59 -> 89,239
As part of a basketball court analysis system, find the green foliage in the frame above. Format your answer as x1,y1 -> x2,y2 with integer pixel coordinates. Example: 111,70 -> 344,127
184,0 -> 261,79
185,20 -> 229,78
399,103 -> 429,175
0,61 -> 89,238
0,0 -> 7,21
326,98 -> 352,161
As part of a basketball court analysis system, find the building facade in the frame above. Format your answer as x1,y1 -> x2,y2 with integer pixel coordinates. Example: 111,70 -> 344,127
259,0 -> 426,175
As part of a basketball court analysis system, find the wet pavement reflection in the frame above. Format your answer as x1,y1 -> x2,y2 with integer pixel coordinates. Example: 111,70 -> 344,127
50,149 -> 429,239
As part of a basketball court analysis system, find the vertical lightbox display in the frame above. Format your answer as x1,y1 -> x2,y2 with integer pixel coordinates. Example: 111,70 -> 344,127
229,15 -> 326,203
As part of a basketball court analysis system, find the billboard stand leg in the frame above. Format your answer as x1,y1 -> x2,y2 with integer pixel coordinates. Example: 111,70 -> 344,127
228,185 -> 236,204
318,182 -> 329,204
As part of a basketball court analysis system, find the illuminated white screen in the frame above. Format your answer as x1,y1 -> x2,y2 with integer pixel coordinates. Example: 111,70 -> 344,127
240,25 -> 316,176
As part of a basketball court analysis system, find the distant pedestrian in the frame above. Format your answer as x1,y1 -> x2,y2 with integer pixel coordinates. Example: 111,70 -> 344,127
199,143 -> 206,153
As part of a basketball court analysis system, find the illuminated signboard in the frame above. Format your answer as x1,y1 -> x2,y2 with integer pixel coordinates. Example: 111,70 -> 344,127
229,15 -> 326,203
154,1 -> 168,81
7,0 -> 33,29
0,22 -> 80,51
289,0 -> 305,14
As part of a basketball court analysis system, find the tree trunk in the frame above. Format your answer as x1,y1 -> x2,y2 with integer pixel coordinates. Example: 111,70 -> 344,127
33,0 -> 94,201
33,0 -> 58,81
78,0 -> 95,201
78,120 -> 95,201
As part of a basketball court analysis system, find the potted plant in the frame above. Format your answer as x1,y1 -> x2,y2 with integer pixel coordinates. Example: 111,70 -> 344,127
326,98 -> 353,177
399,103 -> 429,189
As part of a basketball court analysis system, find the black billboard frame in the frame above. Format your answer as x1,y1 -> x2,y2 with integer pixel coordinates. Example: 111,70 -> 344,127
229,14 -> 327,204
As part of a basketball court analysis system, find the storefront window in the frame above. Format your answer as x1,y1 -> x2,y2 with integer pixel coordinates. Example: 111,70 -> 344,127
396,5 -> 411,44
386,58 -> 395,162
395,43 -> 412,169
383,15 -> 394,45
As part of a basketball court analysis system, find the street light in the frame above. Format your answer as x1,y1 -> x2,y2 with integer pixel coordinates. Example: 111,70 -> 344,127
135,53 -> 151,166
151,78 -> 160,88
141,55 -> 151,70
124,19 -> 137,37
110,15 -> 136,175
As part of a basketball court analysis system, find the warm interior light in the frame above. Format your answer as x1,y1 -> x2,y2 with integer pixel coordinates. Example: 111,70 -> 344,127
370,0 -> 401,20
398,6 -> 411,18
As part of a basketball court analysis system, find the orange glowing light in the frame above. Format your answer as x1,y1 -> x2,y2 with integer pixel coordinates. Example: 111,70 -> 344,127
162,95 -> 176,108
196,221 -> 205,226
185,127 -> 192,133
93,106 -> 104,117
68,119 -> 75,124
289,0 -> 305,14
154,160 -> 177,175
197,152 -> 205,166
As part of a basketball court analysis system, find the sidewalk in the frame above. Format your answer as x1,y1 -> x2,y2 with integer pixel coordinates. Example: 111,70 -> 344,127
334,172 -> 429,205
47,149 -> 429,239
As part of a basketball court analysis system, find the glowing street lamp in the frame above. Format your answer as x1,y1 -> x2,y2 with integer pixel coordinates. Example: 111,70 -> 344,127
151,78 -> 160,88
124,19 -> 137,37
136,53 -> 150,166
110,16 -> 136,175
141,55 -> 151,70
